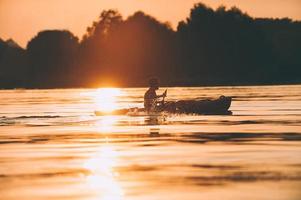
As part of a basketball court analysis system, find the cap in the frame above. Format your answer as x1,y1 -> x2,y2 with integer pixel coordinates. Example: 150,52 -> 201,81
148,78 -> 159,87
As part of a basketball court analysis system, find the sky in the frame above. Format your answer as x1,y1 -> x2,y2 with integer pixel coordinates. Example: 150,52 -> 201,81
1,0 -> 301,47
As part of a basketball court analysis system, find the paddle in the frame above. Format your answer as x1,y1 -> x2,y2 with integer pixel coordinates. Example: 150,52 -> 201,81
162,89 -> 167,105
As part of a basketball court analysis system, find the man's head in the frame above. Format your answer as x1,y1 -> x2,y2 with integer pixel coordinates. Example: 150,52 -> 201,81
149,78 -> 159,90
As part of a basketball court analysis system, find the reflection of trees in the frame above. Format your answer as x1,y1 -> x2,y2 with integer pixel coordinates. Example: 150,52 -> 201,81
0,3 -> 300,88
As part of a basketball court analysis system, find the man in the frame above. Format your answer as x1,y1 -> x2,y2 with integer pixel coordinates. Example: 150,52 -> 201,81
144,78 -> 167,112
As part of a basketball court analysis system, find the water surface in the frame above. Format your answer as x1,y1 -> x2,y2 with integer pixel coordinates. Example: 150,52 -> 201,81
0,85 -> 301,200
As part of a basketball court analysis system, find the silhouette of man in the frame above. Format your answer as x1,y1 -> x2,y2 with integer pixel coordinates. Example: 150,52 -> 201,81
144,78 -> 167,112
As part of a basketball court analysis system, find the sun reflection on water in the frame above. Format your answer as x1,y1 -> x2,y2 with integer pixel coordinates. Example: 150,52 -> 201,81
96,116 -> 118,133
84,145 -> 123,200
95,88 -> 122,113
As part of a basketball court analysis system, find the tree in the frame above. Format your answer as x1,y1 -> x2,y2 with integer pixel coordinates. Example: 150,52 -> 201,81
1,3 -> 301,88
176,3 -> 273,85
27,30 -> 79,88
103,11 -> 176,86
79,10 -> 123,86
80,10 -> 175,86
0,38 -> 28,88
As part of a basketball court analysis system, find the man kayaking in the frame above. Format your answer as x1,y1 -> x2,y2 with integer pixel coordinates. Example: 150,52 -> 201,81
144,78 -> 167,112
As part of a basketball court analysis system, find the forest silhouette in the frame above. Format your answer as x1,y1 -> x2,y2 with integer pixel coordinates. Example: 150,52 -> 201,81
0,3 -> 301,88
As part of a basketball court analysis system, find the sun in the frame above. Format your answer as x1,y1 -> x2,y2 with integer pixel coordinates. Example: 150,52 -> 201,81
95,88 -> 122,113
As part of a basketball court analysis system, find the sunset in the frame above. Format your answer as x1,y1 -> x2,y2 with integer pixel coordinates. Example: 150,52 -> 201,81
1,0 -> 301,47
0,1 -> 301,200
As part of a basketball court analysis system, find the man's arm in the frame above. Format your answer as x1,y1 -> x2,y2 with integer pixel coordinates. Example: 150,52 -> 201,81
156,90 -> 167,98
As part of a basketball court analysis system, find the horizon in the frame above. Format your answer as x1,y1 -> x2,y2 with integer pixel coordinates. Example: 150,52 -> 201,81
1,0 -> 301,47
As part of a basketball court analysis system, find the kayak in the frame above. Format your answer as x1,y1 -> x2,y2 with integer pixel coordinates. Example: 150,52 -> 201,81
95,96 -> 232,116
95,108 -> 162,116
169,95 -> 232,115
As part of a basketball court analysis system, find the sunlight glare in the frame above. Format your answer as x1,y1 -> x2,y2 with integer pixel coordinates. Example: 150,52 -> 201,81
95,88 -> 122,113
84,145 -> 123,200
96,116 -> 117,133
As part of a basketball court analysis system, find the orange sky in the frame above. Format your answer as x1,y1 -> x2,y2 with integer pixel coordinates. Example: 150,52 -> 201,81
1,0 -> 301,47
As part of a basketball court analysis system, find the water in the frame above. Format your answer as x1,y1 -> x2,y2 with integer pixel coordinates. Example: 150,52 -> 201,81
0,85 -> 301,200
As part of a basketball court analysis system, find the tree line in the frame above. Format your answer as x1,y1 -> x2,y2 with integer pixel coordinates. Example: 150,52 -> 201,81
0,2 -> 300,88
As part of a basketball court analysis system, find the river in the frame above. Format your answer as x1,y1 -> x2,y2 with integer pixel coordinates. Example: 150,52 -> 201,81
0,85 -> 301,200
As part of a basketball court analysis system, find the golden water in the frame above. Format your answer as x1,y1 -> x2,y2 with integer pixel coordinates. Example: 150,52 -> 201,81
0,85 -> 301,200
